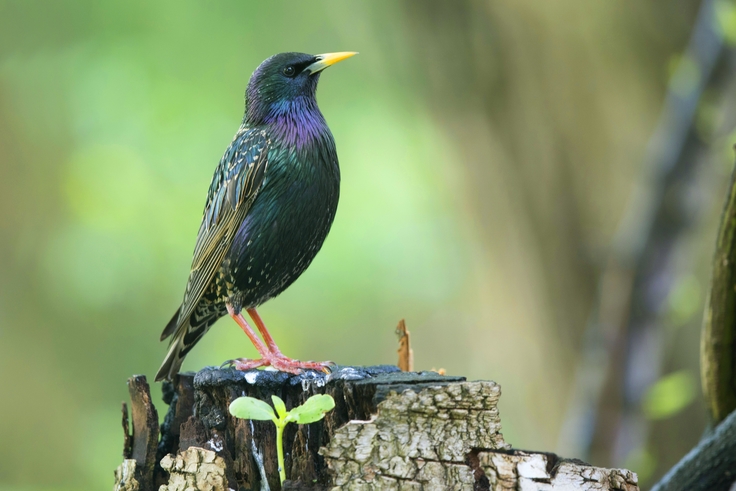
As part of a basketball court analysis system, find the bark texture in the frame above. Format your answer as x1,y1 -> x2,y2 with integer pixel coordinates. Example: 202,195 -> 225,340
478,450 -> 638,491
114,459 -> 140,491
320,381 -> 506,488
117,375 -> 160,491
702,156 -> 736,424
113,366 -> 639,490
159,448 -> 229,491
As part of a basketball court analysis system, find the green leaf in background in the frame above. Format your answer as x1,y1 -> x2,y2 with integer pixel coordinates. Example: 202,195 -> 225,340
272,395 -> 287,419
229,396 -> 277,422
642,370 -> 697,420
285,394 -> 336,424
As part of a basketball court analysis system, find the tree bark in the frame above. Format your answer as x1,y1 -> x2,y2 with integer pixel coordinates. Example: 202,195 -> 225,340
702,155 -> 736,425
114,366 -> 639,490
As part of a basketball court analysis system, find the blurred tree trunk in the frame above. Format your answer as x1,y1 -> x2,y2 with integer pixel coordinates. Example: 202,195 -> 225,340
702,152 -> 736,425
586,0 -> 730,474
396,1 -> 707,478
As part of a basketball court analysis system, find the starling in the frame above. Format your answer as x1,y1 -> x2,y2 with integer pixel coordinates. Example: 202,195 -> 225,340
155,52 -> 357,382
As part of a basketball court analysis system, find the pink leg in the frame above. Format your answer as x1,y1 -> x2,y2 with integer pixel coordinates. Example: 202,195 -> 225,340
247,308 -> 284,356
246,307 -> 334,374
222,304 -> 273,371
227,304 -> 271,358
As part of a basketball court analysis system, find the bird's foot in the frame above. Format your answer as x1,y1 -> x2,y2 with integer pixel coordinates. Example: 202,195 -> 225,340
222,355 -> 334,375
269,354 -> 335,375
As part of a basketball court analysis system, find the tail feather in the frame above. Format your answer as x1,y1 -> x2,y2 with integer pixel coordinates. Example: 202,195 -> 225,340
160,307 -> 181,342
155,317 -> 199,382
155,305 -> 220,381
155,335 -> 187,382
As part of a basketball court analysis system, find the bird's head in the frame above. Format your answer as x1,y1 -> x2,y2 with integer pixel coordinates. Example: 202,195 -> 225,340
244,52 -> 357,126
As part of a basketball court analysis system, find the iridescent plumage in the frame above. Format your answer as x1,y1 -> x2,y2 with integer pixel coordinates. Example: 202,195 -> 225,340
156,52 -> 355,381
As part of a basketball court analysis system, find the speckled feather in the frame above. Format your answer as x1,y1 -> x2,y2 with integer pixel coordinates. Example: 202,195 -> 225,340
156,53 -> 341,381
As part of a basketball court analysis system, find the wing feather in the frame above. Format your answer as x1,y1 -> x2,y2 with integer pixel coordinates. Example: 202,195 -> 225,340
157,127 -> 270,380
178,127 -> 270,326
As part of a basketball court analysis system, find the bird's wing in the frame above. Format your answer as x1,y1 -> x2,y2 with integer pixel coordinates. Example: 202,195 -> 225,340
175,127 -> 270,329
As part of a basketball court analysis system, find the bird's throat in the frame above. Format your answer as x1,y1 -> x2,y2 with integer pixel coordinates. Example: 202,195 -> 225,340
264,98 -> 329,150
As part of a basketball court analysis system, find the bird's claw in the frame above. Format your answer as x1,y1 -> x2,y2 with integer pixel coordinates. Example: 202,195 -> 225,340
222,357 -> 267,371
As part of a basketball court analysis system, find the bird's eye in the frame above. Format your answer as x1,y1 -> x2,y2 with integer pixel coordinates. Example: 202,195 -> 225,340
282,66 -> 296,77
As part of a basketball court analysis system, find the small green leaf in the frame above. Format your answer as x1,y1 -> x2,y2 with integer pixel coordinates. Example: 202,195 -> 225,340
229,396 -> 277,422
272,395 -> 287,419
285,394 -> 335,424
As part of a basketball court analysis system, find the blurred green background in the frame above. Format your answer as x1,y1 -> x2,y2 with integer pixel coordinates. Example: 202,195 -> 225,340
1,0 -> 733,489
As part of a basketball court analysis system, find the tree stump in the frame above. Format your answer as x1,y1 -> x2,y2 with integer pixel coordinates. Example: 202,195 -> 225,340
113,365 -> 639,490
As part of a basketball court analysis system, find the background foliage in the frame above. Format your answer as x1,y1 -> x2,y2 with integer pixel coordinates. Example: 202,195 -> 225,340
0,1 -> 731,489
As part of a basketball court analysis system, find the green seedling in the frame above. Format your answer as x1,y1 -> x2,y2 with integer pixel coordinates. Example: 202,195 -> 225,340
228,393 -> 335,484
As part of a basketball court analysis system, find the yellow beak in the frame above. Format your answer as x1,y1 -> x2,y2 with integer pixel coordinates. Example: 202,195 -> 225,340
307,52 -> 358,75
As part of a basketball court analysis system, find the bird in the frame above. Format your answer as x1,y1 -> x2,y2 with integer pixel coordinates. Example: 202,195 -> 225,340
155,52 -> 357,382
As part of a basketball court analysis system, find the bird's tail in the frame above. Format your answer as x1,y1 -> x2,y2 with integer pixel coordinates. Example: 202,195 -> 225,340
155,308 -> 184,381
155,331 -> 188,382
155,305 -> 219,382
160,307 -> 181,341
156,319 -> 193,383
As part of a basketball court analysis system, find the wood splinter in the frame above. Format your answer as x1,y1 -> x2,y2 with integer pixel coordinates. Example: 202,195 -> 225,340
395,319 -> 413,372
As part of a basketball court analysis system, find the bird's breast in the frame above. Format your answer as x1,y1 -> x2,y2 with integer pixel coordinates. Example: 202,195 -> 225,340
226,140 -> 340,307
